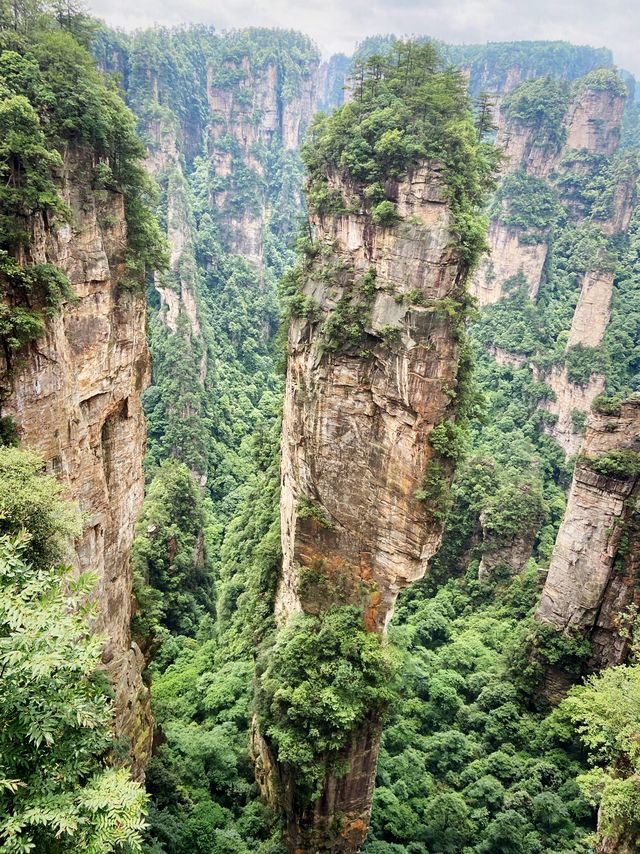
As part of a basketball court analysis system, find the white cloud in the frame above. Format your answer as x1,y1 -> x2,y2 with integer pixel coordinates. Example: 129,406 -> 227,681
88,0 -> 640,76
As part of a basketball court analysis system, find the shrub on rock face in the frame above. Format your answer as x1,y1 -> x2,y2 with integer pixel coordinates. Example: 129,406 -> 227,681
256,605 -> 398,801
371,200 -> 400,226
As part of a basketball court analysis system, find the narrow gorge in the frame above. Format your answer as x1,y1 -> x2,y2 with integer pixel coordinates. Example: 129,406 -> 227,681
2,12 -> 640,854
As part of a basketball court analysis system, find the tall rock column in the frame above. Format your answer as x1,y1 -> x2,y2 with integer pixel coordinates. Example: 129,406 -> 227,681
255,161 -> 475,851
278,166 -> 466,630
536,396 -> 640,669
0,148 -> 153,776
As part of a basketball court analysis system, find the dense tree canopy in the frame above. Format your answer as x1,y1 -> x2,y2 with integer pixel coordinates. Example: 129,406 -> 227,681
303,41 -> 500,267
0,448 -> 147,853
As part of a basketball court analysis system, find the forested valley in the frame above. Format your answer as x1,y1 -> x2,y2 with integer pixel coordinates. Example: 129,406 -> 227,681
0,3 -> 640,853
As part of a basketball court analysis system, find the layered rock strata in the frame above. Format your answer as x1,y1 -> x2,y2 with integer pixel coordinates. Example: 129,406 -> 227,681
259,164 -> 471,852
536,396 -> 640,670
0,148 -> 153,775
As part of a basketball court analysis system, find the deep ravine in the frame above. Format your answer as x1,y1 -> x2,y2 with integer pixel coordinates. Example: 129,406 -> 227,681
4,19 -> 640,854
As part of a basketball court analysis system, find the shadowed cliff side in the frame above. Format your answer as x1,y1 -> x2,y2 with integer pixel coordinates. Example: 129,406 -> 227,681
252,41 -> 498,852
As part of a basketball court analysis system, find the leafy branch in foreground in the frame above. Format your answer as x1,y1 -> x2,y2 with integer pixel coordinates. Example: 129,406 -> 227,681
0,445 -> 147,853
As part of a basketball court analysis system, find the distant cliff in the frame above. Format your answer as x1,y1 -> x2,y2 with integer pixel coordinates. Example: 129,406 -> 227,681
317,39 -> 614,114
97,26 -> 319,486
471,68 -> 637,457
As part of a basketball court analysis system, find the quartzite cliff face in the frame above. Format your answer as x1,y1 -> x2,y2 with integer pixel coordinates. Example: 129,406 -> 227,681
0,147 -> 152,776
536,396 -> 640,670
256,163 -> 472,852
471,72 -> 636,457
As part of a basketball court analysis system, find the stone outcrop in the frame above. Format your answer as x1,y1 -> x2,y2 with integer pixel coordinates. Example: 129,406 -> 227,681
543,366 -> 605,457
567,269 -> 615,349
144,112 -> 208,384
564,85 -> 625,156
472,221 -> 547,305
0,147 -> 152,776
258,163 -> 471,852
536,396 -> 640,670
594,823 -> 639,854
478,521 -> 538,581
542,267 -> 615,455
315,53 -> 351,113
474,76 -> 629,307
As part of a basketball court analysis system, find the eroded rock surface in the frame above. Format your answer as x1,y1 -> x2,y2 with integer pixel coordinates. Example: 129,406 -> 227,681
260,164 -> 471,852
536,397 -> 640,669
0,148 -> 152,775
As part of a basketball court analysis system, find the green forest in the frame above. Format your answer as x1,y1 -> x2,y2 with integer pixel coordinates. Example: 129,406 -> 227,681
1,2 -> 640,853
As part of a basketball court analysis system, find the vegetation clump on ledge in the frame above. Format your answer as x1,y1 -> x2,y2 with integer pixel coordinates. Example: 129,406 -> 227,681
580,449 -> 640,480
502,76 -> 570,146
301,40 -> 500,268
572,67 -> 628,97
255,605 -> 398,802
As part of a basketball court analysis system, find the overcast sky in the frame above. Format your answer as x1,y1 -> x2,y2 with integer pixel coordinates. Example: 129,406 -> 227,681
88,0 -> 640,77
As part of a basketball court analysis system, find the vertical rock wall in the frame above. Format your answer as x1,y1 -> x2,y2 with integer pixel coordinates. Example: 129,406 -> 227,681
472,79 -> 629,307
470,73 -> 636,456
0,148 -> 153,776
536,396 -> 640,669
206,57 -> 316,263
261,164 -> 471,852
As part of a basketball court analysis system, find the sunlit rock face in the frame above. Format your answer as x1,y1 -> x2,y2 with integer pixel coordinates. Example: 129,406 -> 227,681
536,396 -> 640,670
257,163 -> 471,852
0,147 -> 152,777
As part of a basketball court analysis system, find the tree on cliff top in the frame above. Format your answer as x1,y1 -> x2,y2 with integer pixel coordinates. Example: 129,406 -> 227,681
302,40 -> 500,267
